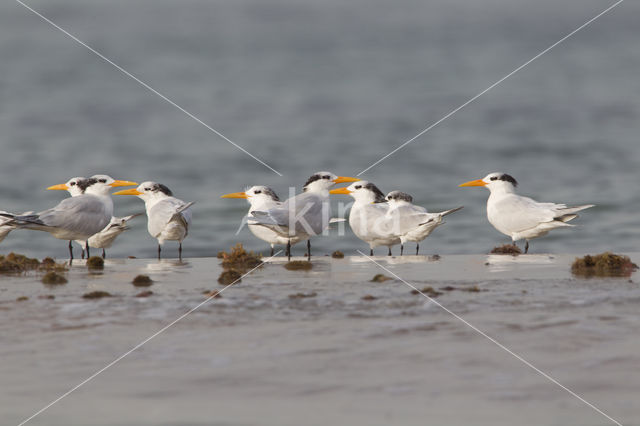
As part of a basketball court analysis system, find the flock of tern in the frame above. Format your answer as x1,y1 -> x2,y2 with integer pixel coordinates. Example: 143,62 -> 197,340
0,175 -> 193,260
0,171 -> 593,260
222,171 -> 593,259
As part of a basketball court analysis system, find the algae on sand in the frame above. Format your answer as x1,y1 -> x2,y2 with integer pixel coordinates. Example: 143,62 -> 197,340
284,261 -> 312,271
490,244 -> 522,255
41,271 -> 68,285
571,252 -> 638,278
219,243 -> 262,272
132,275 -> 153,287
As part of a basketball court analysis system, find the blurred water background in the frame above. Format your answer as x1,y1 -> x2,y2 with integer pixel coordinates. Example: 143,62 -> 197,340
0,0 -> 638,259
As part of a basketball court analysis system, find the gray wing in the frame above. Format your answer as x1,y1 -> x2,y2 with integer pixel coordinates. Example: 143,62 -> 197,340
20,195 -> 110,236
148,198 -> 192,237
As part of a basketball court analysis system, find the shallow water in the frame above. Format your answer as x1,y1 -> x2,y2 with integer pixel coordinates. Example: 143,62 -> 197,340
0,0 -> 639,259
1,254 -> 639,425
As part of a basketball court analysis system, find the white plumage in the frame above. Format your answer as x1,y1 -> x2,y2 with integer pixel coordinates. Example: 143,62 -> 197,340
385,191 -> 463,255
114,181 -> 193,259
247,171 -> 359,259
460,172 -> 594,253
330,181 -> 400,256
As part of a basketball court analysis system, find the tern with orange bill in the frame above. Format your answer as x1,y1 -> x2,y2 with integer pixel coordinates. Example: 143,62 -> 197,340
247,172 -> 359,260
331,180 -> 399,256
114,182 -> 193,259
459,172 -> 594,253
222,186 -> 302,256
0,175 -> 137,259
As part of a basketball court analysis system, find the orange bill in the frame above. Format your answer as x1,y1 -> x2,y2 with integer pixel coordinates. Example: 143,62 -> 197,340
333,176 -> 360,184
110,180 -> 139,187
221,192 -> 249,199
47,183 -> 69,191
329,187 -> 352,195
459,179 -> 487,187
113,188 -> 143,196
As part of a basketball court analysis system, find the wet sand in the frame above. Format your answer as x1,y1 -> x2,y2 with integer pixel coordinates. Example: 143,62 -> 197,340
1,253 -> 639,426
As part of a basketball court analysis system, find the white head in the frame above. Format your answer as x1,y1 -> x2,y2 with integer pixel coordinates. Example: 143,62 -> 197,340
303,171 -> 359,193
113,181 -> 173,202
459,172 -> 518,193
221,185 -> 280,207
82,174 -> 139,196
385,190 -> 414,205
47,176 -> 86,197
330,180 -> 386,204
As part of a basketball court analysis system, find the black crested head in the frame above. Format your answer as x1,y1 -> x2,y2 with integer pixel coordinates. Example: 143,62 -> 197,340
387,191 -> 413,203
153,183 -> 173,196
499,174 -> 518,187
262,187 -> 280,201
303,173 -> 322,190
364,182 -> 386,203
78,178 -> 97,192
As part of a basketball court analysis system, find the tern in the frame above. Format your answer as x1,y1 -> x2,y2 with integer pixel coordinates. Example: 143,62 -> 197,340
330,181 -> 400,256
384,191 -> 463,255
247,172 -> 359,260
221,186 -> 302,256
2,175 -> 137,259
459,172 -> 594,253
114,182 -> 194,259
76,214 -> 142,259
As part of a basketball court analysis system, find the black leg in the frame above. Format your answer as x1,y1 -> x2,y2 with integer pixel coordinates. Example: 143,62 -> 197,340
370,248 -> 373,256
416,243 -> 419,256
68,241 -> 74,261
525,241 -> 529,254
102,249 -> 106,259
85,242 -> 90,259
400,244 -> 404,256
306,240 -> 311,261
81,249 -> 85,260
286,240 -> 291,261
387,247 -> 392,256
179,242 -> 183,260
270,246 -> 274,257
158,244 -> 161,259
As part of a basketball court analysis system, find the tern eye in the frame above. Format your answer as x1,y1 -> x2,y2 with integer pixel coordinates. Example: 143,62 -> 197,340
144,187 -> 151,191
355,185 -> 362,189
323,175 -> 330,180
254,190 -> 261,194
490,176 -> 498,181
70,182 -> 76,186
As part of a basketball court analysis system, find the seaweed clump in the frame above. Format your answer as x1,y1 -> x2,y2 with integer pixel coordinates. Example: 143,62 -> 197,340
86,256 -> 104,270
135,291 -> 153,298
132,275 -> 153,287
220,244 -> 262,272
288,292 -> 317,299
491,244 -> 522,255
218,269 -> 242,285
411,286 -> 443,298
41,271 -> 68,285
82,291 -> 112,299
331,250 -> 345,259
0,253 -> 40,274
202,289 -> 222,298
371,274 -> 392,283
571,252 -> 638,278
361,294 -> 377,301
284,261 -> 313,271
